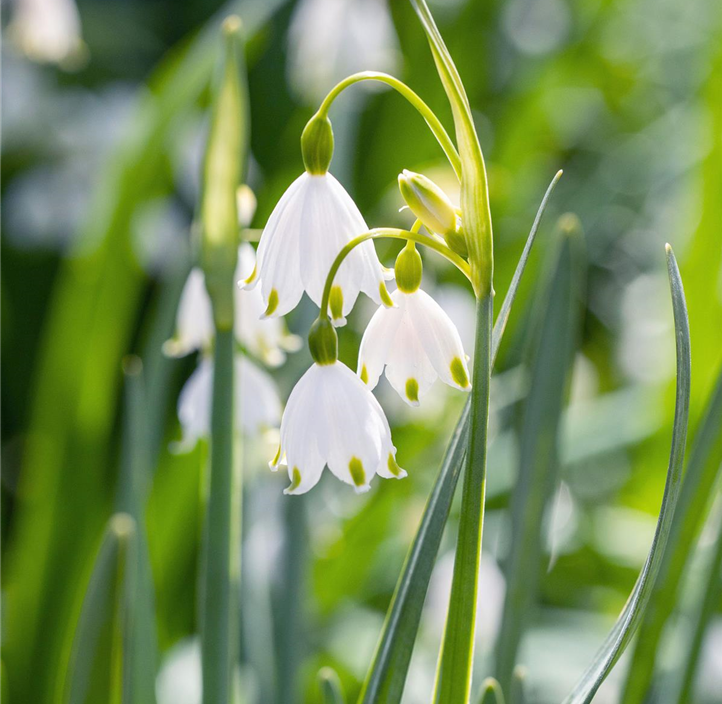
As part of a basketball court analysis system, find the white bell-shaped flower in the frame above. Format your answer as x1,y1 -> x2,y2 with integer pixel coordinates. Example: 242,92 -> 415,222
242,172 -> 392,326
176,354 -> 281,450
8,0 -> 84,67
165,245 -> 299,366
271,361 -> 405,495
358,287 -> 472,406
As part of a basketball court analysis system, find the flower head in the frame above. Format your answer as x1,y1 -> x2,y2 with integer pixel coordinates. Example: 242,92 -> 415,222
271,361 -> 405,494
358,287 -> 471,406
176,354 -> 281,450
8,0 -> 85,67
165,244 -> 299,366
242,172 -> 392,326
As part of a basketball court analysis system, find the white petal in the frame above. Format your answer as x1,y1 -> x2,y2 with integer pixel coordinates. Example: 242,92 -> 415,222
235,356 -> 281,435
253,174 -> 307,316
323,363 -> 396,491
383,299 -> 438,406
176,357 -> 213,450
357,302 -> 402,389
279,365 -> 327,493
235,244 -> 300,367
406,289 -> 471,391
165,268 -> 214,357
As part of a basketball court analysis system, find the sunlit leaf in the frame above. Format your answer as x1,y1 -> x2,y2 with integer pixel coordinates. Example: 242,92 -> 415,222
561,245 -> 692,704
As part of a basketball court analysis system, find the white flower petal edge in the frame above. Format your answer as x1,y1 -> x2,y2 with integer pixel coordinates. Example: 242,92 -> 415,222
164,268 -> 215,357
271,361 -> 405,495
167,246 -> 301,365
176,355 -> 281,451
235,243 -> 301,367
245,173 -> 391,325
358,288 -> 471,406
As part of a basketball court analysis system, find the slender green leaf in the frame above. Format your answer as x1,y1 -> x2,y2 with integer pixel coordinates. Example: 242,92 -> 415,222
672,505 -> 722,704
561,244 -> 692,704
116,358 -> 158,704
621,362 -> 722,702
64,515 -> 135,704
358,402 -> 469,704
495,218 -> 585,691
491,170 -> 563,360
319,668 -> 346,704
358,175 -> 561,704
478,678 -> 505,704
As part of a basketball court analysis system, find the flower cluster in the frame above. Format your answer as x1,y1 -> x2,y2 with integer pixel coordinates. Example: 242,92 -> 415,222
246,112 -> 472,494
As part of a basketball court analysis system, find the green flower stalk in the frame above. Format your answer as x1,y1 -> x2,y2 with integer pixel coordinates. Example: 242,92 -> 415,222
199,16 -> 246,704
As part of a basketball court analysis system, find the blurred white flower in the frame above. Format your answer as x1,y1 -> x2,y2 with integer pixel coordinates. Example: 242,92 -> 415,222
242,172 -> 392,326
176,354 -> 281,450
156,638 -> 202,704
166,244 -> 300,366
270,361 -> 404,494
8,0 -> 85,67
287,0 -> 399,104
358,288 -> 471,406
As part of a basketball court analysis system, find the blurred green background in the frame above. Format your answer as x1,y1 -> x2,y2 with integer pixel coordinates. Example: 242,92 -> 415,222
2,0 -> 722,702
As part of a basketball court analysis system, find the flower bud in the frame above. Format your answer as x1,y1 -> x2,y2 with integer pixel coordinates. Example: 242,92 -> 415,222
395,242 -> 423,293
301,113 -> 334,175
308,316 -> 338,365
200,16 -> 247,329
398,169 -> 468,258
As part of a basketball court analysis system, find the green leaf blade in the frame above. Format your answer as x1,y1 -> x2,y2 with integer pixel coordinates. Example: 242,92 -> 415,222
621,362 -> 722,702
561,244 -> 692,704
494,217 -> 585,691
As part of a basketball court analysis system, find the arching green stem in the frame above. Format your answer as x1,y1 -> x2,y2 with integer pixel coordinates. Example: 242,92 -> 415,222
317,72 -> 462,180
319,229 -> 472,318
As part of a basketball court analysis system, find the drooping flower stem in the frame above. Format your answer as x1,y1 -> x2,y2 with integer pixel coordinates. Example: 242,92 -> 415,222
316,71 -> 462,179
200,326 -> 240,704
318,228 -> 472,318
433,294 -> 492,703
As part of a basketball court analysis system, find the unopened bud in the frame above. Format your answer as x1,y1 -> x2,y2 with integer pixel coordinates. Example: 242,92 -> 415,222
398,170 -> 468,258
308,316 -> 338,365
301,113 -> 334,175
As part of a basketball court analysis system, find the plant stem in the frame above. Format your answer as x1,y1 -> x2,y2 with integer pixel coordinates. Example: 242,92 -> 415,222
201,326 -> 239,704
434,293 -> 493,704
317,71 -> 461,180
319,228 -> 471,317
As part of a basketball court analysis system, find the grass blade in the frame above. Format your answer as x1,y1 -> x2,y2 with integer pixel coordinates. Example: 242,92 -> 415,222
672,505 -> 722,703
319,668 -> 347,704
357,175 -> 560,704
561,244 -> 692,704
116,358 -> 158,704
494,218 -> 585,691
478,678 -> 505,704
358,404 -> 469,703
621,362 -> 722,702
64,515 -> 135,704
491,170 -> 563,362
